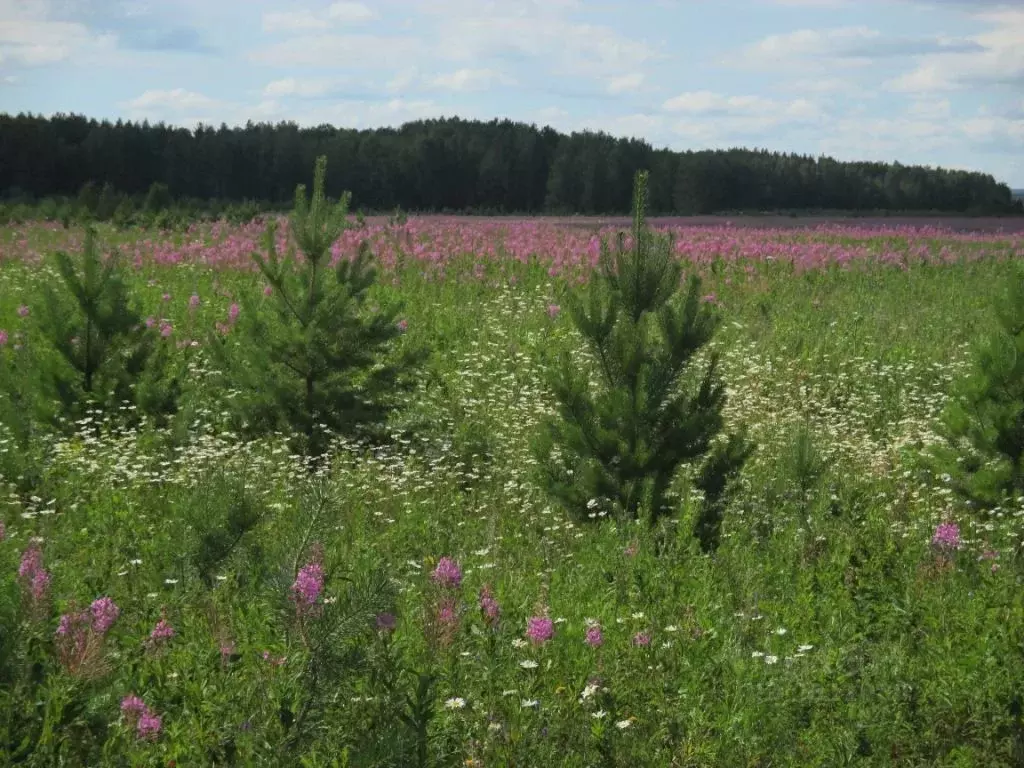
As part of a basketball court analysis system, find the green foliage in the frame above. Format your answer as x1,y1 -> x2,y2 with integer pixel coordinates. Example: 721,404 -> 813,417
535,171 -> 752,542
3,226 -> 182,431
209,156 -> 425,458
929,264 -> 1024,509
143,181 -> 172,214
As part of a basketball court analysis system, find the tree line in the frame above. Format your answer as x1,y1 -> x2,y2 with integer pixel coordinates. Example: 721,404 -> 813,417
1,112 -> 1020,217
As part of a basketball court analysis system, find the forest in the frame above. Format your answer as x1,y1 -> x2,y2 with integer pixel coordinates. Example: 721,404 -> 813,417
1,112 -> 1021,217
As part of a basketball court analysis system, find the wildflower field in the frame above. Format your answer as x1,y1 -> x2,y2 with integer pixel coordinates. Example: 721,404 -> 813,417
2,214 -> 1024,766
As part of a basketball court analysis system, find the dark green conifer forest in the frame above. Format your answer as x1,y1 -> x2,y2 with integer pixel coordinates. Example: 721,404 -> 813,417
1,112 -> 1020,216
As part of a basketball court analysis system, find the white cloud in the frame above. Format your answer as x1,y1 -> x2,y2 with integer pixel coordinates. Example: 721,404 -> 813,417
262,78 -> 352,98
885,8 -> 1024,92
262,11 -> 329,33
662,91 -> 820,122
252,34 -> 425,68
0,11 -> 105,66
262,3 -> 375,34
326,2 -> 376,23
607,72 -> 644,95
124,88 -> 223,112
427,68 -> 515,91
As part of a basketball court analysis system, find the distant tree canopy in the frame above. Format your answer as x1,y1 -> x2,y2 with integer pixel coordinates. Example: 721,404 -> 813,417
0,112 -> 1019,216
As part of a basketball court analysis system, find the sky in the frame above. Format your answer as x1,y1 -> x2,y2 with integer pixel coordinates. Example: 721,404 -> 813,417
2,0 -> 1023,187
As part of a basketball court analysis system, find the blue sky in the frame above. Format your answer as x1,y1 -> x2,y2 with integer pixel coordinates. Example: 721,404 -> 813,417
2,0 -> 1023,186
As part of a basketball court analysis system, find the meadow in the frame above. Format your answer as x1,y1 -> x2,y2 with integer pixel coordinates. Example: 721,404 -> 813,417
1,215 -> 1024,766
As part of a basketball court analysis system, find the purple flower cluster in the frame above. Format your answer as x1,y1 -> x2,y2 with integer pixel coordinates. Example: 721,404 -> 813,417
90,596 -> 121,635
17,541 -> 51,604
121,695 -> 162,740
526,616 -> 554,645
291,562 -> 325,607
149,618 -> 176,643
478,585 -> 500,627
932,522 -> 961,551
431,557 -> 463,589
585,624 -> 603,648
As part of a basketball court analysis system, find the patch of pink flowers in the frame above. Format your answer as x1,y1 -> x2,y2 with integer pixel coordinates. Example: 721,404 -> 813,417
17,541 -> 51,605
90,596 -> 120,635
431,556 -> 462,588
121,695 -> 162,741
478,584 -> 500,628
526,616 -> 554,645
932,522 -> 961,551
291,562 -> 325,608
149,618 -> 175,643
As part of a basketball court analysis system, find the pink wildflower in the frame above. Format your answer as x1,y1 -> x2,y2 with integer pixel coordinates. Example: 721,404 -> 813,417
585,624 -> 603,648
397,319 -> 408,332
291,562 -> 325,608
932,522 -> 961,551
159,322 -> 173,338
18,542 -> 51,603
0,330 -> 8,347
189,293 -> 200,310
547,303 -> 560,319
136,709 -> 162,740
145,316 -> 157,328
121,695 -> 146,718
632,631 -> 652,647
431,557 -> 462,588
149,619 -> 175,643
526,616 -> 554,645
228,303 -> 240,322
263,284 -> 273,297
90,596 -> 120,635
17,305 -> 29,318
161,293 -> 171,302
478,585 -> 500,627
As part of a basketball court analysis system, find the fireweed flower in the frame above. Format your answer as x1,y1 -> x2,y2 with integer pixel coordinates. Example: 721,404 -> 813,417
136,709 -> 162,740
121,695 -> 146,718
478,585 -> 500,627
291,562 -> 325,609
526,616 -> 554,645
228,303 -> 240,322
585,624 -> 603,648
90,597 -> 120,635
432,557 -> 463,588
932,522 -> 961,551
18,542 -> 51,604
397,319 -> 408,332
149,618 -> 175,643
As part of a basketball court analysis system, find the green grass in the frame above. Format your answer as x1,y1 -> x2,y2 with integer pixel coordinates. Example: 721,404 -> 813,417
1,222 -> 1023,766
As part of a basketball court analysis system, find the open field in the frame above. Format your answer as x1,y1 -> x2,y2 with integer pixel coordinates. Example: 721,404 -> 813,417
2,217 -> 1024,766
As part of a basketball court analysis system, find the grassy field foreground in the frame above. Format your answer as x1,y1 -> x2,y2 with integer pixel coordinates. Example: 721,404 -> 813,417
1,219 -> 1023,766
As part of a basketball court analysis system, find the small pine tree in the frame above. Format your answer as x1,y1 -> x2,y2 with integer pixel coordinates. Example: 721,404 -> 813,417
928,264 -> 1024,509
210,156 -> 423,459
31,225 -> 181,428
534,170 -> 752,550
